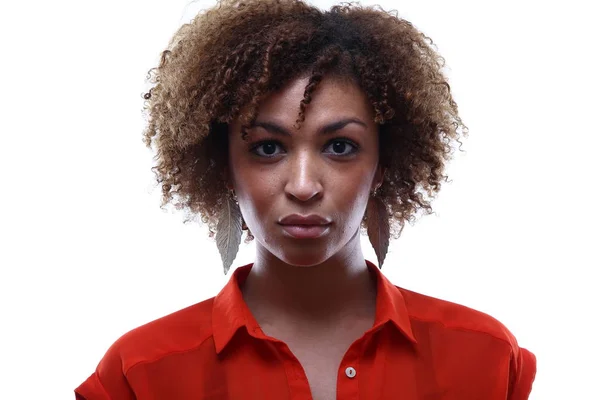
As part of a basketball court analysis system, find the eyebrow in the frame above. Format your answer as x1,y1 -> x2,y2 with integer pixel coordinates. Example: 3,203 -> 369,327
248,118 -> 368,136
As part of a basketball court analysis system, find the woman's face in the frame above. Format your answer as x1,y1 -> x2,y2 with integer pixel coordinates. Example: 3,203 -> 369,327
227,75 -> 383,267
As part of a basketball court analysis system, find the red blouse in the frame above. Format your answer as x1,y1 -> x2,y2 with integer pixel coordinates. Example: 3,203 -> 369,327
75,259 -> 536,399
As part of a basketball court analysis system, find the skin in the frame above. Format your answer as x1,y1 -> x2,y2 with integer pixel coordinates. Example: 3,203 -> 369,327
225,74 -> 384,334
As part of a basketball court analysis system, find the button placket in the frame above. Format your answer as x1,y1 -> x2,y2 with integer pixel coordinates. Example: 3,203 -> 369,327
275,341 -> 313,400
337,339 -> 363,399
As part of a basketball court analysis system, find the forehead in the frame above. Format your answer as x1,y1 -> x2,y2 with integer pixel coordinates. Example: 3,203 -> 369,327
252,75 -> 374,127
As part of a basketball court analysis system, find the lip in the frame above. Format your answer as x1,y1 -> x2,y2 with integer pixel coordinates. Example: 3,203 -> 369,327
278,214 -> 332,226
280,224 -> 331,239
278,214 -> 332,239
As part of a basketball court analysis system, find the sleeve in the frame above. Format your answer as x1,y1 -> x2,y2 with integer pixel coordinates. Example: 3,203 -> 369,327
74,371 -> 112,400
74,339 -> 137,400
508,346 -> 537,400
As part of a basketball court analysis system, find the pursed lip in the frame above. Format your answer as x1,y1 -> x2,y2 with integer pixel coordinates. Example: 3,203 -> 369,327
278,213 -> 332,226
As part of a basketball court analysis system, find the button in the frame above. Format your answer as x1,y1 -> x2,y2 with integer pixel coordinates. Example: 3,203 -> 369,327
345,366 -> 356,378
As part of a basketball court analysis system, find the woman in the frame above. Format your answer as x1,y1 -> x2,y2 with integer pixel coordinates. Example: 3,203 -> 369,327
75,0 -> 536,398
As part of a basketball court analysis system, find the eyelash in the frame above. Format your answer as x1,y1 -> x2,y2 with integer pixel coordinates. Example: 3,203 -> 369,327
249,138 -> 360,158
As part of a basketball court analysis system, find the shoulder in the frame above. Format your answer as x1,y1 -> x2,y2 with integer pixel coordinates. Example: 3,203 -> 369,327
75,297 -> 217,398
105,296 -> 216,373
397,286 -> 537,397
398,286 -> 520,350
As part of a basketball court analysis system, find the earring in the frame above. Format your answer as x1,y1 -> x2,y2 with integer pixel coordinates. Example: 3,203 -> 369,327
215,189 -> 243,275
366,185 -> 390,269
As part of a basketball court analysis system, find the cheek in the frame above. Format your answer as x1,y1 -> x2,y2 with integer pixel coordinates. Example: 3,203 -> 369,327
241,185 -> 272,213
234,171 -> 277,228
332,171 -> 372,217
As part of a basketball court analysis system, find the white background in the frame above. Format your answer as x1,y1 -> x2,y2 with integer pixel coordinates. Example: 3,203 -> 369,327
1,0 -> 598,398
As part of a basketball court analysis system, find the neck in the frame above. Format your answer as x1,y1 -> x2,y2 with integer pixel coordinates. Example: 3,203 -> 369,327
241,234 -> 377,330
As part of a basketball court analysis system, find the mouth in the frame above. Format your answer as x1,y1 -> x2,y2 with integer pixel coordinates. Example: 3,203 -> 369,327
279,224 -> 331,239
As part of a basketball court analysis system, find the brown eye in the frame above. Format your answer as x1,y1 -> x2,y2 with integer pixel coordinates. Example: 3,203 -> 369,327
250,141 -> 283,157
259,143 -> 278,155
250,138 -> 358,158
325,139 -> 358,156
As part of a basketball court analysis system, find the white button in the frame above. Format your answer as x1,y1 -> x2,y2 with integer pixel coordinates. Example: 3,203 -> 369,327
345,366 -> 356,378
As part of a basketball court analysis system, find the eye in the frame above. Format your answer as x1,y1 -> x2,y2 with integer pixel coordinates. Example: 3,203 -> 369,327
324,139 -> 359,156
250,140 -> 284,158
249,138 -> 359,158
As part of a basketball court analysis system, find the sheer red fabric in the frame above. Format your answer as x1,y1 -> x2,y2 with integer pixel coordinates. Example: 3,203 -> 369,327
75,260 -> 535,399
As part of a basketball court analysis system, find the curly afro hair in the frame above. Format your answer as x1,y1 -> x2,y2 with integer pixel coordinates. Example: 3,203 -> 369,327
142,0 -> 467,244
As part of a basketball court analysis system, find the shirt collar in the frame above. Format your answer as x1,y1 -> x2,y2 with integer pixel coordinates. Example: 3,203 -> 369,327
212,259 -> 417,354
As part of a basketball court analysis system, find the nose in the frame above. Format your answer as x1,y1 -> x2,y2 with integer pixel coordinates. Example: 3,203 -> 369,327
284,150 -> 324,202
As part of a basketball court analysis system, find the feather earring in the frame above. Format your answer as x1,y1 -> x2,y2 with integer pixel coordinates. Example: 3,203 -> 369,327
366,187 -> 390,269
216,191 -> 243,275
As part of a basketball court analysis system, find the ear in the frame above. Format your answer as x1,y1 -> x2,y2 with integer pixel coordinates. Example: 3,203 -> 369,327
372,164 -> 386,192
223,166 -> 234,191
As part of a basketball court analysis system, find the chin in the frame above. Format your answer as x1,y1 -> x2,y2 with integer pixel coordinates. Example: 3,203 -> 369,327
271,242 -> 339,267
257,228 -> 356,267
277,255 -> 330,268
